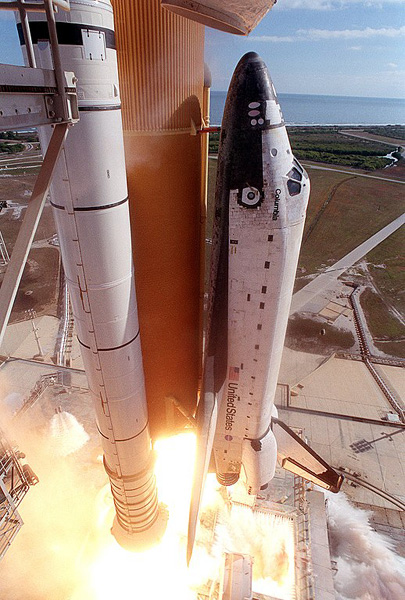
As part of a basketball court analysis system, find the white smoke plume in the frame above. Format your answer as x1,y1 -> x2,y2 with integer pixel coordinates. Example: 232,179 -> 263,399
207,500 -> 296,599
49,410 -> 90,456
325,492 -> 405,600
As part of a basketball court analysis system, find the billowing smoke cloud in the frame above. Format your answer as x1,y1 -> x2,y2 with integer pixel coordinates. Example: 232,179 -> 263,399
49,410 -> 90,457
1,416 -> 294,600
325,492 -> 405,600
0,401 -> 104,600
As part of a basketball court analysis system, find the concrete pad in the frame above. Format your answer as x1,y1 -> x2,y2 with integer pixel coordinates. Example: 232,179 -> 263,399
319,307 -> 339,320
378,364 -> 405,405
311,424 -> 332,446
289,356 -> 395,420
279,346 -> 325,387
386,509 -> 403,529
307,490 -> 336,599
0,359 -> 88,420
310,442 -> 332,464
0,316 -> 59,360
279,404 -> 405,511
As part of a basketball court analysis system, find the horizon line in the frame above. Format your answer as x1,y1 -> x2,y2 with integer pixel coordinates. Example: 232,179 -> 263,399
210,90 -> 405,102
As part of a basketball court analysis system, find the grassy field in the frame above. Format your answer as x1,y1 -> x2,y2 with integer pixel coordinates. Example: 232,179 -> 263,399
0,172 -> 60,323
361,125 -> 405,142
362,226 -> 405,329
297,171 -> 405,277
359,288 -> 405,358
209,126 -> 402,170
288,127 -> 394,170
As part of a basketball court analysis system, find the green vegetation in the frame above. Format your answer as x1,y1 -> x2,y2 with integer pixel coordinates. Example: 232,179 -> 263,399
0,142 -> 25,154
0,131 -> 19,140
360,288 -> 403,338
209,132 -> 220,154
366,226 -> 405,317
373,340 -> 405,358
359,288 -> 405,358
288,127 -> 392,170
0,130 -> 39,143
210,126 -> 398,170
363,125 -> 405,142
296,171 -> 405,277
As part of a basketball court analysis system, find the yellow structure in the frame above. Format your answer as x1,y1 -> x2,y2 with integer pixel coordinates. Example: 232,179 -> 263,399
112,0 -> 205,438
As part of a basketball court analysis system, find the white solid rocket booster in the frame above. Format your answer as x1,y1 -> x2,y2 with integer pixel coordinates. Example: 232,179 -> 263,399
17,0 -> 165,547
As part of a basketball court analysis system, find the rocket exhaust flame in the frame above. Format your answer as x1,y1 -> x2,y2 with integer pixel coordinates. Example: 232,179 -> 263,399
80,433 -> 297,600
1,408 -> 295,599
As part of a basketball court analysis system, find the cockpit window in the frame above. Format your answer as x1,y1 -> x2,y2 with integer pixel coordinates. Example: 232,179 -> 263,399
287,167 -> 302,182
293,158 -> 304,173
287,180 -> 301,196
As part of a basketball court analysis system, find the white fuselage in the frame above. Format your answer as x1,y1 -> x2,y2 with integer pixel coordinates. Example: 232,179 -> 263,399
213,98 -> 310,492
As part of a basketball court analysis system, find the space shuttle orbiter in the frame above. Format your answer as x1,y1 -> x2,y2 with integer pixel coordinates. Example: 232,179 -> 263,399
188,53 -> 342,561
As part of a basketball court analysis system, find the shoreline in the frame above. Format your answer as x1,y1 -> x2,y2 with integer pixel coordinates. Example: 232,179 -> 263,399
209,122 -> 405,128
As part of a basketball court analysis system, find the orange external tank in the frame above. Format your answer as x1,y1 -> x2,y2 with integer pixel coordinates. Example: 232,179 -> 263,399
111,0 -> 205,438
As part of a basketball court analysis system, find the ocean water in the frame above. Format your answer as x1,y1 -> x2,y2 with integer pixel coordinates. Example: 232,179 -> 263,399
210,91 -> 405,126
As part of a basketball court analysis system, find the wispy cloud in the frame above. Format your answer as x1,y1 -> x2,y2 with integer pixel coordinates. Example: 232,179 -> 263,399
276,0 -> 405,10
387,62 -> 398,68
301,26 -> 405,39
249,25 -> 405,42
249,34 -> 296,42
349,46 -> 362,50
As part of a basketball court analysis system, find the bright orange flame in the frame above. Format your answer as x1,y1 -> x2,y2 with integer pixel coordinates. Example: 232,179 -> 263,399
71,433 -> 211,600
70,432 -> 295,600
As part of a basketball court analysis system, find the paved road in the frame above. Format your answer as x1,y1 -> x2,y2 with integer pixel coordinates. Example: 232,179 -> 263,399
339,130 -> 404,147
0,155 -> 42,165
290,212 -> 405,314
303,163 -> 405,185
210,155 -> 405,185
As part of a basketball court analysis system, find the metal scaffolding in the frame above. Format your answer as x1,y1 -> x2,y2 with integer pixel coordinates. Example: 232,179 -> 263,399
0,0 -> 78,558
0,0 -> 78,348
0,428 -> 38,561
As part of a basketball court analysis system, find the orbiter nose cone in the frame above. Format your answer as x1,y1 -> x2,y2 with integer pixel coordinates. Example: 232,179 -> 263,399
239,51 -> 261,63
235,51 -> 267,77
229,52 -> 277,105
222,52 -> 279,134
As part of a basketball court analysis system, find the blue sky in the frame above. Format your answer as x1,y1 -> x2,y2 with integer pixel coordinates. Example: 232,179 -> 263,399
1,0 -> 404,98
208,0 -> 405,98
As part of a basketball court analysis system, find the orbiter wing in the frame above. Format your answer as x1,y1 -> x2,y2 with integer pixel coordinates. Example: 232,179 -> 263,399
273,418 -> 343,493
